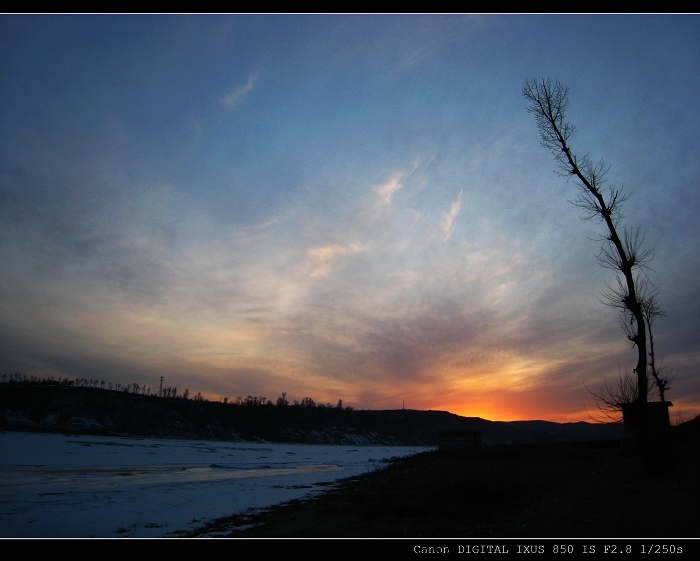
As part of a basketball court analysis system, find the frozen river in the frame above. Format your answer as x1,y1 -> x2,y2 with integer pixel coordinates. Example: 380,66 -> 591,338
0,431 -> 430,537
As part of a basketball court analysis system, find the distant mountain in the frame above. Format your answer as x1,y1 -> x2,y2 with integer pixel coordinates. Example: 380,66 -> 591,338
1,383 -> 622,445
502,420 -> 624,443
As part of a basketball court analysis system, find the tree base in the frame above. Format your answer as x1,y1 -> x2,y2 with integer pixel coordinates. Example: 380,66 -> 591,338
620,402 -> 674,474
620,401 -> 672,445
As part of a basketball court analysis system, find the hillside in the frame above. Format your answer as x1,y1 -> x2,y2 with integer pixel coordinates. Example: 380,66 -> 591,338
0,383 -> 622,445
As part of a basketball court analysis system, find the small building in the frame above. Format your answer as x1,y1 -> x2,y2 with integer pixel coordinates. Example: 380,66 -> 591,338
438,430 -> 481,451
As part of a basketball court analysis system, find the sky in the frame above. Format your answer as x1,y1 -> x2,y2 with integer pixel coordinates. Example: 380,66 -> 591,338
1,15 -> 699,422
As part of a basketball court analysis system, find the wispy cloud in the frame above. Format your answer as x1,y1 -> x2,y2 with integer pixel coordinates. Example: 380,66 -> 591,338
305,243 -> 363,278
376,173 -> 403,206
220,73 -> 259,110
440,189 -> 463,242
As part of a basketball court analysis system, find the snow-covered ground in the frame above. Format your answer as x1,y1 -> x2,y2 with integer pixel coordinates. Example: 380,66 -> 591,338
0,431 -> 430,537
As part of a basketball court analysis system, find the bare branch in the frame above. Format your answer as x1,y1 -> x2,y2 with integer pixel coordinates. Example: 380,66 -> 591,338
585,368 -> 654,423
639,290 -> 670,402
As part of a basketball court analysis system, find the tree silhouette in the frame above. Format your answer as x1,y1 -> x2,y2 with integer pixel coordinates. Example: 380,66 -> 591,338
523,78 -> 659,405
641,293 -> 671,402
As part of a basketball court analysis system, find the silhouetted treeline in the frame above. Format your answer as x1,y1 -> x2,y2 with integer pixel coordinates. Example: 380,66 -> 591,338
1,379 -> 624,446
1,372 -> 157,395
224,393 -> 349,410
1,373 -> 351,411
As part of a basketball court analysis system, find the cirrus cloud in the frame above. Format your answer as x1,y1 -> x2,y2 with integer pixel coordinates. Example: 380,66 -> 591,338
220,73 -> 259,110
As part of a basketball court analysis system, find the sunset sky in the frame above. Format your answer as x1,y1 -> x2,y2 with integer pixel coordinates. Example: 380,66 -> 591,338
1,15 -> 698,422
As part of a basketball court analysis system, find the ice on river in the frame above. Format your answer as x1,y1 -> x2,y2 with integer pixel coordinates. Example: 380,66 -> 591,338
0,431 -> 430,537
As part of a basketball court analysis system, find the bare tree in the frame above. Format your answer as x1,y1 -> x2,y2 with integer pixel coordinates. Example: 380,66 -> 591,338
641,292 -> 671,402
523,78 -> 652,404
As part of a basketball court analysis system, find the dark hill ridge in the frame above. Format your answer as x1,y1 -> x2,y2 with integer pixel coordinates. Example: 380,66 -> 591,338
0,383 -> 622,445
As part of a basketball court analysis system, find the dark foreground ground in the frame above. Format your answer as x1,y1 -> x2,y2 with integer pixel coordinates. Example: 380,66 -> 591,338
189,419 -> 699,538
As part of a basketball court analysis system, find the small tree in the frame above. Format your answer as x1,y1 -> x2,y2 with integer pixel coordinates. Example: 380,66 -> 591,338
523,78 -> 659,405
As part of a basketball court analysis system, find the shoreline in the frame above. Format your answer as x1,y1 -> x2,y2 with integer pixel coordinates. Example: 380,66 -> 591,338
189,427 -> 700,538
